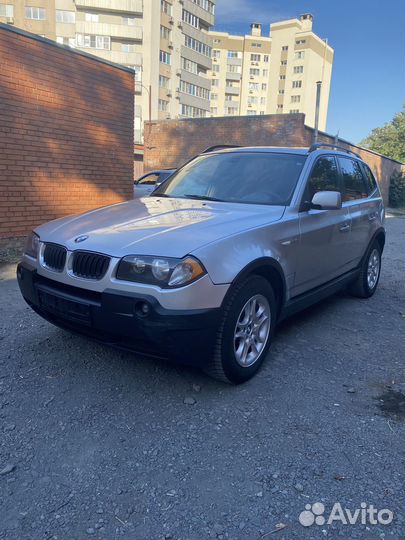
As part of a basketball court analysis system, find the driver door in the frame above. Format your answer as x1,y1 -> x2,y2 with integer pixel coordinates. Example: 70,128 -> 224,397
292,155 -> 353,297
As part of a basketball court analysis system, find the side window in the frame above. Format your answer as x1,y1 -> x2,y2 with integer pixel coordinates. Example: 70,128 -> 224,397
138,173 -> 159,186
362,164 -> 378,195
338,157 -> 368,201
304,156 -> 341,201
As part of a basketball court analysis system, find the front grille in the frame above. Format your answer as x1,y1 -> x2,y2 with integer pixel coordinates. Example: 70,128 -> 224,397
43,243 -> 67,272
71,251 -> 110,280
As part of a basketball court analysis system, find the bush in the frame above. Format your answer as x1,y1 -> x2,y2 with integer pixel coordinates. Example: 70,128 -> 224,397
389,170 -> 405,207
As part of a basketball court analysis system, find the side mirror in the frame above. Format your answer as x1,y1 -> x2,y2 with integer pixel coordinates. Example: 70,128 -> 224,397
311,191 -> 342,210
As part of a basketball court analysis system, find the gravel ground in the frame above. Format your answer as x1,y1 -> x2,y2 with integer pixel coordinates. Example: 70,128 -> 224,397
0,216 -> 404,540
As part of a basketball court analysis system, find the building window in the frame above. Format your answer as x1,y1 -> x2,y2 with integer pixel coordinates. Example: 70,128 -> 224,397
296,39 -> 306,45
56,10 -> 75,23
212,64 -> 220,73
0,4 -> 13,17
261,83 -> 267,91
56,36 -> 76,47
212,49 -> 221,59
122,16 -> 137,25
248,82 -> 259,91
84,12 -> 98,22
248,96 -> 258,105
211,79 -> 219,87
25,6 -> 46,20
180,104 -> 207,118
227,50 -> 240,59
160,25 -> 171,40
180,80 -> 210,100
247,110 -> 257,115
260,111 -> 265,115
260,97 -> 266,105
161,0 -> 172,15
278,89 -> 284,95
226,107 -> 238,115
263,55 -> 269,62
189,0 -> 215,14
211,107 -> 217,115
249,68 -> 260,77
279,74 -> 286,80
291,95 -> 301,103
133,65 -> 142,82
158,99 -> 169,112
159,75 -> 170,88
121,43 -> 135,52
281,45 -> 288,51
159,50 -> 171,64
295,51 -> 305,59
262,69 -> 268,77
181,57 -> 198,74
182,9 -> 199,29
290,109 -> 299,113
280,60 -> 287,66
277,104 -> 283,110
292,80 -> 302,88
251,43 -> 261,48
213,39 -> 221,44
250,54 -> 261,62
184,35 -> 211,57
294,65 -> 304,74
211,93 -> 218,100
76,34 -> 110,50
227,64 -> 241,73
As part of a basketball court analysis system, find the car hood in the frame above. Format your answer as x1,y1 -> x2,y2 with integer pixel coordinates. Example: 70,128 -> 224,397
35,197 -> 285,258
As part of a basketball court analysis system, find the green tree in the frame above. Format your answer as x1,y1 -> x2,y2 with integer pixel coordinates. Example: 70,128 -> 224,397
360,105 -> 405,163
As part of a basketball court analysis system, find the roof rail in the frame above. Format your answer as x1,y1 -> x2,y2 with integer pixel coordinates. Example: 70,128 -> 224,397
202,144 -> 241,153
309,143 -> 361,159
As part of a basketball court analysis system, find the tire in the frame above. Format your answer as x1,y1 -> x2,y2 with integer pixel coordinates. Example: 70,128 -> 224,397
349,240 -> 382,298
204,275 -> 277,384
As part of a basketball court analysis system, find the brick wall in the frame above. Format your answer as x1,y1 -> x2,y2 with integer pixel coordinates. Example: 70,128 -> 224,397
144,114 -> 403,205
0,24 -> 134,257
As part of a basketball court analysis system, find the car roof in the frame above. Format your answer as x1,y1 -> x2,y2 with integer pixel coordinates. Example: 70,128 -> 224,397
204,146 -> 364,161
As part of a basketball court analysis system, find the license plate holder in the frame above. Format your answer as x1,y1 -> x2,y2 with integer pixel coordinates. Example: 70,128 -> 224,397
38,289 -> 91,326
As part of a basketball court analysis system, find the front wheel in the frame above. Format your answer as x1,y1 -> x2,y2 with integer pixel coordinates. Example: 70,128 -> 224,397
205,275 -> 277,384
349,241 -> 382,298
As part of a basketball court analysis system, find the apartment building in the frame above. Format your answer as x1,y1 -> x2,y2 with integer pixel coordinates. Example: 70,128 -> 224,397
209,15 -> 333,130
0,0 -> 215,141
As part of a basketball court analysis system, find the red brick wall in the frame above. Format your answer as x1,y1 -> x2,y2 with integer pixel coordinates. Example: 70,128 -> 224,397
0,24 -> 134,254
144,114 -> 403,205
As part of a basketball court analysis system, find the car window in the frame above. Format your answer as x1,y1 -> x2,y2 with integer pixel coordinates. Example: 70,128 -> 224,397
362,164 -> 378,195
304,156 -> 341,202
338,157 -> 368,201
153,152 -> 307,206
137,173 -> 159,186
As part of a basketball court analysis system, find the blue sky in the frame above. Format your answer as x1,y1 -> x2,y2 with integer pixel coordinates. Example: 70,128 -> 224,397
214,0 -> 405,144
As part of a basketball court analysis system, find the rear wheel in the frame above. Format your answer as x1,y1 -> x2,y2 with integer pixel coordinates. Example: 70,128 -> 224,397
205,275 -> 277,384
349,240 -> 381,298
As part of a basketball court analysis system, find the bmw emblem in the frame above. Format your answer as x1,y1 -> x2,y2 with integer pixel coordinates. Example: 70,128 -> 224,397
75,235 -> 89,243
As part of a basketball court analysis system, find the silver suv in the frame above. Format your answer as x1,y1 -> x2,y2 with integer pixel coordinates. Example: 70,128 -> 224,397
17,144 -> 385,383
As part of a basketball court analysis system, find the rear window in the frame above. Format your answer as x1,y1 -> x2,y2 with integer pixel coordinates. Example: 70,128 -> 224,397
153,152 -> 307,206
362,164 -> 378,195
338,157 -> 369,201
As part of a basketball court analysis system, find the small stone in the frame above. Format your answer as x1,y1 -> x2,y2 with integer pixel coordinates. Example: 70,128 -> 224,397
294,483 -> 304,492
239,522 -> 246,530
255,491 -> 263,497
347,388 -> 356,393
4,423 -> 16,432
86,528 -> 95,535
183,397 -> 196,405
0,463 -> 15,475
96,509 -> 103,514
192,384 -> 201,393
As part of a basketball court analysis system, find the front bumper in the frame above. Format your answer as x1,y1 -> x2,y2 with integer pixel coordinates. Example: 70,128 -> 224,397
17,262 -> 222,365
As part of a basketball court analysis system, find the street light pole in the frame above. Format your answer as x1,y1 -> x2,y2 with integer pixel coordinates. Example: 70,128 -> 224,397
313,80 -> 322,144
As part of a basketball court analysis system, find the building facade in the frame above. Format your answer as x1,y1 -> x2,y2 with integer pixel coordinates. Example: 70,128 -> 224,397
0,0 -> 215,141
209,15 -> 333,130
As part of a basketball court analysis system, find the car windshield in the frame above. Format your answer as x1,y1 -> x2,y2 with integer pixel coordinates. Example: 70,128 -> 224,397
152,152 -> 307,206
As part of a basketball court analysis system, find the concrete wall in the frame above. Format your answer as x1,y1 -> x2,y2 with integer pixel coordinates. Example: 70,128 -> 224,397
0,24 -> 134,257
144,113 -> 403,205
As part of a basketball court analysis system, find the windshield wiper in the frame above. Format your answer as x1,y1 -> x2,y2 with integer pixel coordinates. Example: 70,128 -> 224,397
183,194 -> 225,202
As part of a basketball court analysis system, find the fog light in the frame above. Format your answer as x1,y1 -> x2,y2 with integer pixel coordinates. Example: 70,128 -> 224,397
135,301 -> 150,317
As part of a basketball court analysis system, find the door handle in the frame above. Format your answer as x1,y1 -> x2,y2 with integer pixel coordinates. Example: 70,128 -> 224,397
281,237 -> 298,246
339,223 -> 350,232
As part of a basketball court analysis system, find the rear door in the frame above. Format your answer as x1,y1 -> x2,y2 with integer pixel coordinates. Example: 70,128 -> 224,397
293,155 -> 353,296
337,157 -> 379,267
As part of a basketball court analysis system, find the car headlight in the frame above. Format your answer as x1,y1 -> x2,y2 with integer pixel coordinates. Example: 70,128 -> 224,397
116,255 -> 206,288
24,232 -> 40,259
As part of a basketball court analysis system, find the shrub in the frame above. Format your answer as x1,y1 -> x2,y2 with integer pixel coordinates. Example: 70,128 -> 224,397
389,170 -> 405,207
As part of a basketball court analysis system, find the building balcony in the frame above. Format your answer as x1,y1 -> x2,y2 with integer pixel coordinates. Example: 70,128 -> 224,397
74,0 -> 143,15
224,99 -> 240,109
76,21 -> 142,40
226,72 -> 241,81
86,49 -> 142,66
225,86 -> 240,95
